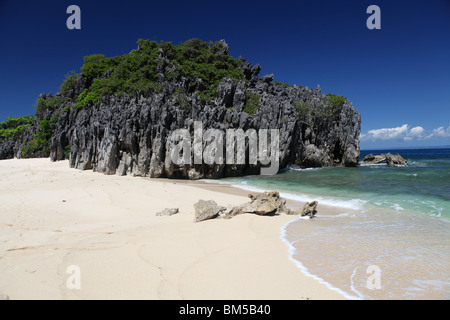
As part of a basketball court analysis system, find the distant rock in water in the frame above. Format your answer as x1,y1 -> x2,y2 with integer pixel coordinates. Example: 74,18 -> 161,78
362,153 -> 386,165
363,153 -> 407,166
0,39 -> 361,178
385,153 -> 408,166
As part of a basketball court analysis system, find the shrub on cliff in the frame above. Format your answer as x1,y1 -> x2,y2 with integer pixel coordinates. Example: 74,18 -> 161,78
0,115 -> 33,141
72,38 -> 246,108
35,96 -> 68,118
20,117 -> 54,158
273,81 -> 293,88
324,94 -> 348,115
293,94 -> 349,120
243,91 -> 261,115
59,70 -> 79,96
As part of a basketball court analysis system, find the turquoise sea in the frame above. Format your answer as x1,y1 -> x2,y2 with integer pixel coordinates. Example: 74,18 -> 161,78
218,148 -> 450,299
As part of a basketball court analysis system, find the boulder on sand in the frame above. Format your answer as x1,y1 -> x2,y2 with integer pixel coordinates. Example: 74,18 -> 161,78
196,191 -> 299,222
194,200 -> 225,222
300,201 -> 318,218
242,191 -> 290,215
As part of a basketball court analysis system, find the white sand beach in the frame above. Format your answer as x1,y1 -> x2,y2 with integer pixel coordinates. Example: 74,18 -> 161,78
0,158 -> 345,300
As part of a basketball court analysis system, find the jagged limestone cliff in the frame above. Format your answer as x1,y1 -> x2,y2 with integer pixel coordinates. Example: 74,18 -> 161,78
0,39 -> 361,179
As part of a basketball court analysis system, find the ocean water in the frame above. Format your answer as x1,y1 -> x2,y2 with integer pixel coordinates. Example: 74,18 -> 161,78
219,148 -> 450,299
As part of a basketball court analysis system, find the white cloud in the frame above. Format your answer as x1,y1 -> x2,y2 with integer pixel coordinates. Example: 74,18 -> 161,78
431,126 -> 450,138
404,126 -> 425,141
409,126 -> 425,137
361,124 -> 449,142
361,124 -> 409,141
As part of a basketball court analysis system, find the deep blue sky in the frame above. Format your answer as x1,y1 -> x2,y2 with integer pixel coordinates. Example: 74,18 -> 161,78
0,0 -> 449,149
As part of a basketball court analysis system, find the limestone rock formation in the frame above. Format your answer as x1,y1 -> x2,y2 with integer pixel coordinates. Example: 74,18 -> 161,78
52,81 -> 360,178
193,199 -> 225,222
385,153 -> 407,166
363,153 -> 407,166
241,191 -> 289,215
362,153 -> 386,164
195,191 -> 308,222
300,201 -> 318,218
0,39 -> 361,178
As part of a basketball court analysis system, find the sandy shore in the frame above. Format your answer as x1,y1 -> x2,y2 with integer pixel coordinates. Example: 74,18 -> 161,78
0,158 -> 345,300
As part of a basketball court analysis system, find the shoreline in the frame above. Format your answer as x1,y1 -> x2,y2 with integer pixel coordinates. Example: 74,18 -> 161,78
0,158 -> 347,300
175,177 -> 347,216
188,177 -> 360,299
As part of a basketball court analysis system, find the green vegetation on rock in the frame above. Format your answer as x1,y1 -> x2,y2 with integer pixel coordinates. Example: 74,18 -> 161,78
20,117 -> 55,158
273,81 -> 292,88
324,94 -> 348,115
35,96 -> 69,117
59,70 -> 78,96
243,91 -> 261,115
64,144 -> 71,159
74,85 -> 101,110
71,38 -> 246,109
0,115 -> 34,141
293,94 -> 348,120
293,100 -> 314,117
172,88 -> 190,109
0,37 -> 357,164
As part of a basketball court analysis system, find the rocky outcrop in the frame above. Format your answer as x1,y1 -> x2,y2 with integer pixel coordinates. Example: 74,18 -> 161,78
219,191 -> 293,219
300,201 -> 318,218
194,200 -> 224,222
385,153 -> 407,166
240,191 -> 291,215
194,191 -> 317,222
362,153 -> 385,164
0,140 -> 15,159
48,73 -> 360,178
1,40 -> 361,179
363,153 -> 407,166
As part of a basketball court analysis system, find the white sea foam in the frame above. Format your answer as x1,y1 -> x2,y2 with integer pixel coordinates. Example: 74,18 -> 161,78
281,192 -> 367,211
201,179 -> 235,185
280,219 -> 362,300
230,183 -> 266,193
229,182 -> 367,211
349,267 -> 367,300
320,212 -> 353,218
286,165 -> 323,171
392,204 -> 405,211
359,163 -> 387,167
407,161 -> 429,167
